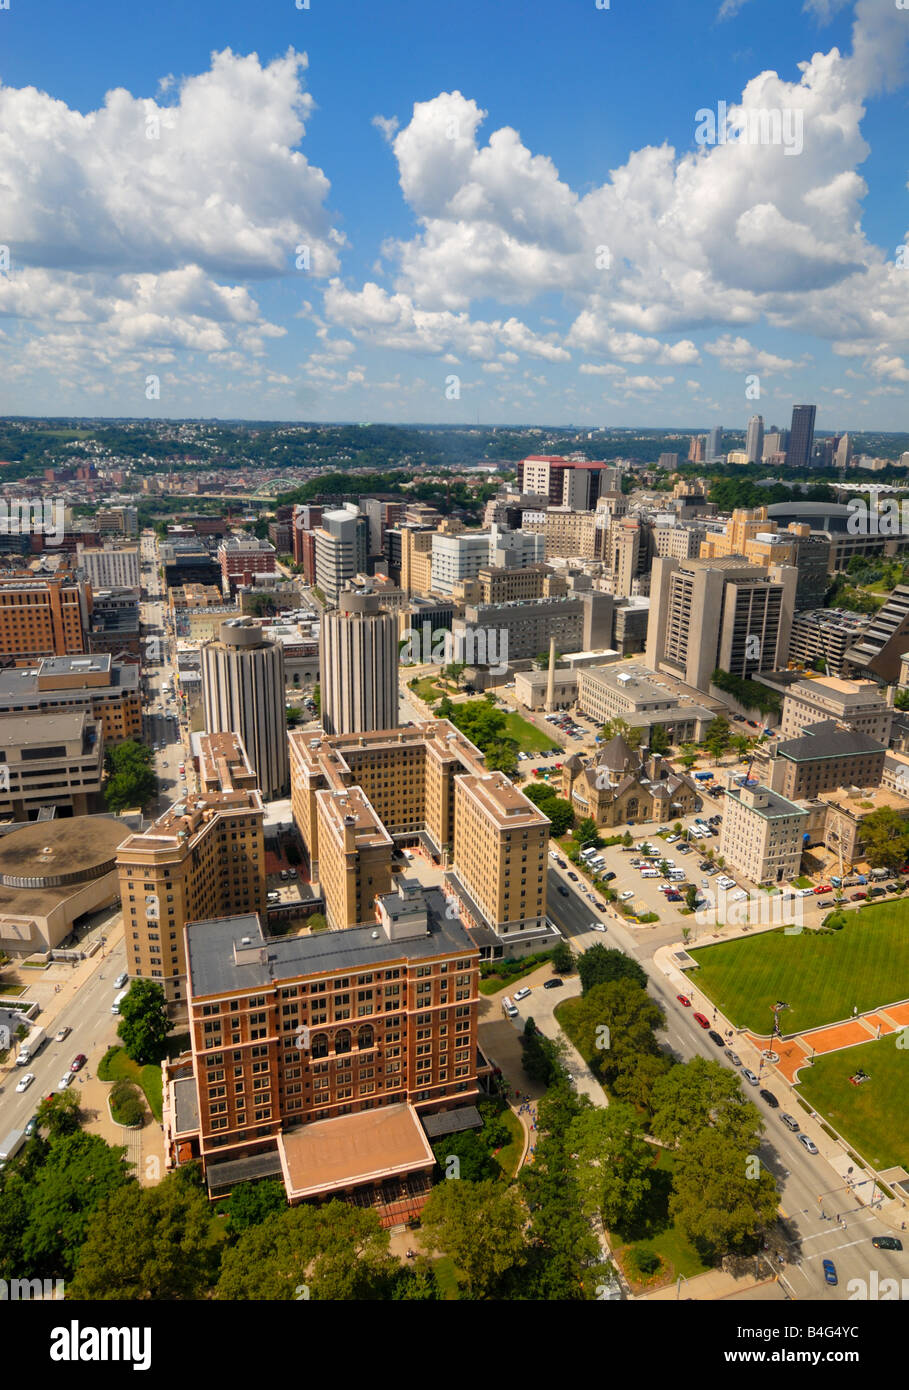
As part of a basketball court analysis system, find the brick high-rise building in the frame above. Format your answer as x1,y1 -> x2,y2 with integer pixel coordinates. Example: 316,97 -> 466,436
163,884 -> 482,1217
0,570 -> 90,663
116,786 -> 267,1009
289,720 -> 555,956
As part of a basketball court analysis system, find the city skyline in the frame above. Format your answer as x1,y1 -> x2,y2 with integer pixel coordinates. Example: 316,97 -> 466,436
0,0 -> 907,427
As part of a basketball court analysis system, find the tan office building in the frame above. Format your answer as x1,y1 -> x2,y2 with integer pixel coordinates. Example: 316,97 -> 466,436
0,653 -> 141,743
646,555 -> 797,694
720,783 -> 808,884
289,720 -> 553,955
779,676 -> 893,743
0,710 -> 104,819
116,788 -> 267,1008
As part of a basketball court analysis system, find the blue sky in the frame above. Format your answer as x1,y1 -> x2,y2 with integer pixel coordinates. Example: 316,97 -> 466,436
0,0 -> 907,429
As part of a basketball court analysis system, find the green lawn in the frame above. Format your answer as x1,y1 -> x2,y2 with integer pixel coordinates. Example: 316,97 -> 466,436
688,903 -> 909,1034
501,711 -> 559,754
433,1256 -> 461,1300
494,1107 -> 525,1180
98,1046 -> 164,1121
411,677 -> 444,703
479,950 -> 560,995
796,1034 -> 909,1171
612,1149 -> 712,1288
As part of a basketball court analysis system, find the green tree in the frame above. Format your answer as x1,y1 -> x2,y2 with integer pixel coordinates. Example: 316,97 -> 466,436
574,816 -> 600,848
861,806 -> 909,869
69,1174 -> 218,1299
570,978 -> 665,1090
577,944 -> 647,995
224,1178 -> 288,1233
684,883 -> 700,912
18,1132 -> 132,1278
551,939 -> 574,974
35,1090 -> 81,1140
544,796 -> 575,836
567,1103 -> 654,1230
704,717 -> 731,759
670,1131 -> 779,1258
443,660 -> 466,687
117,979 -> 171,1065
521,1017 -> 567,1086
648,724 -> 670,755
432,1130 -> 499,1182
420,1179 -> 527,1299
104,739 -> 157,813
677,743 -> 700,771
312,683 -> 320,714
216,1202 -> 397,1300
650,1056 -> 761,1149
285,706 -> 303,727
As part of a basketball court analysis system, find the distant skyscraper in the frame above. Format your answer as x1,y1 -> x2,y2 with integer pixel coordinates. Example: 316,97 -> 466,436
202,619 -> 289,800
688,435 -> 704,463
320,591 -> 399,736
745,415 -> 764,465
835,433 -> 853,470
787,405 -> 817,469
707,425 -> 723,461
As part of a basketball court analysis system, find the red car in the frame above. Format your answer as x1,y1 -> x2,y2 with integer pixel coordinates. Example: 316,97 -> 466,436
693,1012 -> 710,1029
814,884 -> 832,895
676,994 -> 691,1007
70,1053 -> 87,1072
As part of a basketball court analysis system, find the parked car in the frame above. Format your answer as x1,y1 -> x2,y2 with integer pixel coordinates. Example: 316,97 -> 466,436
513,987 -> 531,1003
543,978 -> 563,990
851,891 -> 867,901
742,1068 -> 760,1086
666,892 -> 682,902
725,1049 -> 742,1066
759,1089 -> 779,1108
676,994 -> 691,1007
708,1030 -> 724,1046
814,884 -> 832,895
619,890 -> 635,901
871,1236 -> 903,1251
798,1134 -> 819,1154
555,858 -> 567,869
780,1113 -> 800,1132
822,1259 -> 838,1286
567,872 -> 579,881
57,1073 -> 74,1091
692,1012 -> 710,1029
69,1054 -> 87,1072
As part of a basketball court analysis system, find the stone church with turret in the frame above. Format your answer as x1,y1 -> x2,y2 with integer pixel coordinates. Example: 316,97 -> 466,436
561,735 -> 699,829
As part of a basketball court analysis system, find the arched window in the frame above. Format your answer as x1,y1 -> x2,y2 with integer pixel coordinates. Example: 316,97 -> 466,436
357,1025 -> 374,1051
311,1031 -> 328,1059
334,1028 -> 352,1055
626,797 -> 639,820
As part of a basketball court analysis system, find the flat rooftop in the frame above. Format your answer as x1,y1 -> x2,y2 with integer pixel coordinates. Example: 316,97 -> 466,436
819,786 -> 909,816
787,676 -> 886,703
186,897 -> 475,998
777,721 -> 886,761
38,654 -> 111,675
278,1104 -> 435,1200
457,772 -> 549,830
0,710 -> 91,747
117,790 -> 263,854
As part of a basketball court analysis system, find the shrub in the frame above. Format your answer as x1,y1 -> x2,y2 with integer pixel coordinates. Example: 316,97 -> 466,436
628,1247 -> 661,1278
110,1079 -> 145,1127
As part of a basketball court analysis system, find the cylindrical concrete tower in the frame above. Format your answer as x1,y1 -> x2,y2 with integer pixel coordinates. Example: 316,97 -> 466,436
320,591 -> 399,735
202,619 -> 289,800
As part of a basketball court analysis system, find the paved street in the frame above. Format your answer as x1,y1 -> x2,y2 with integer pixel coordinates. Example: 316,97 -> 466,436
539,859 -> 908,1299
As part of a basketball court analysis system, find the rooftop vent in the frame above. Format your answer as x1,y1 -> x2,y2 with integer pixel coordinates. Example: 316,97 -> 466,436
240,936 -> 251,945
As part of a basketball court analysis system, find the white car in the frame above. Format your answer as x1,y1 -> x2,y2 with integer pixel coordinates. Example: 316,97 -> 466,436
15,1072 -> 36,1093
54,1026 -> 71,1043
513,987 -> 531,1002
730,889 -> 748,902
619,890 -> 635,901
716,875 -> 736,890
591,922 -> 607,932
798,1134 -> 819,1154
57,1072 -> 74,1091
